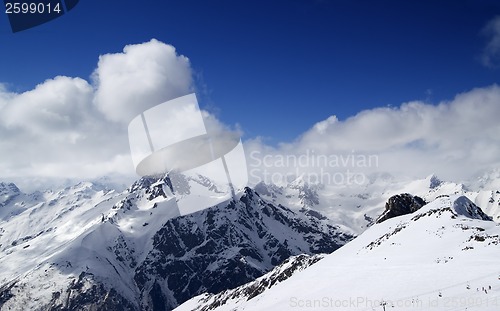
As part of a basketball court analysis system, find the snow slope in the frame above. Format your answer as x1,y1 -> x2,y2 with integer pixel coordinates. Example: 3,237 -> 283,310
176,195 -> 500,311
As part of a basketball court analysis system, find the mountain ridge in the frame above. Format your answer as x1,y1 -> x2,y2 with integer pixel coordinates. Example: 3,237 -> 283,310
0,177 -> 353,311
176,194 -> 500,311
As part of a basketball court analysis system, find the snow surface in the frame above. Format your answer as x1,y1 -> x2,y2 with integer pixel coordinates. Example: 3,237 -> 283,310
176,195 -> 500,311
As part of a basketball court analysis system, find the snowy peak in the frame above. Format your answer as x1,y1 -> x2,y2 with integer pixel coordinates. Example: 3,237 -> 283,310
452,196 -> 492,221
0,182 -> 20,197
410,195 -> 491,221
0,182 -> 21,206
401,174 -> 466,202
427,174 -> 442,189
0,182 -> 42,220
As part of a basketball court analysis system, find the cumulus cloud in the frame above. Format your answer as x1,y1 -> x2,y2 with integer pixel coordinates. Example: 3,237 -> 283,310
245,85 -> 500,186
93,39 -> 193,123
0,39 -> 195,191
481,16 -> 500,68
1,77 -> 94,135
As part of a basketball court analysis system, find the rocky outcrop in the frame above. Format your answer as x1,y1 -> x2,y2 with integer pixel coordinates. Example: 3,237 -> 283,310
376,193 -> 426,223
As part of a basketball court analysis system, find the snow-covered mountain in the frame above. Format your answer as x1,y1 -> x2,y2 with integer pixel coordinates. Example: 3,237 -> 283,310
0,177 -> 353,310
1,169 -> 499,310
176,195 -> 500,311
254,173 -> 500,233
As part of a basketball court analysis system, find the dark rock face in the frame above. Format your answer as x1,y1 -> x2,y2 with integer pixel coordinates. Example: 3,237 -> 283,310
188,254 -> 325,311
0,282 -> 16,309
376,193 -> 426,223
47,273 -> 138,311
134,188 -> 353,311
452,196 -> 492,221
0,182 -> 23,218
0,182 -> 21,204
429,175 -> 442,189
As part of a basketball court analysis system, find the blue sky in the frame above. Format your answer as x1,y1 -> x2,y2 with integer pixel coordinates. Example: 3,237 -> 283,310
1,0 -> 499,143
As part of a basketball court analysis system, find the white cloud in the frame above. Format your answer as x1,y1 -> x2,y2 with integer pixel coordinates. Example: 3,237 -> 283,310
1,76 -> 94,135
481,16 -> 500,68
245,85 -> 500,185
93,39 -> 193,123
0,39 -> 195,191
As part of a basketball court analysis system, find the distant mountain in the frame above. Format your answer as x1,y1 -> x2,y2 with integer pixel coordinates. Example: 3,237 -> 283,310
0,181 -> 41,220
176,195 -> 500,311
0,177 -> 353,311
254,173 -> 500,232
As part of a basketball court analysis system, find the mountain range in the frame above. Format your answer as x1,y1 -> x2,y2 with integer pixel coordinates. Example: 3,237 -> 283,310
0,175 -> 352,310
0,171 -> 499,310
